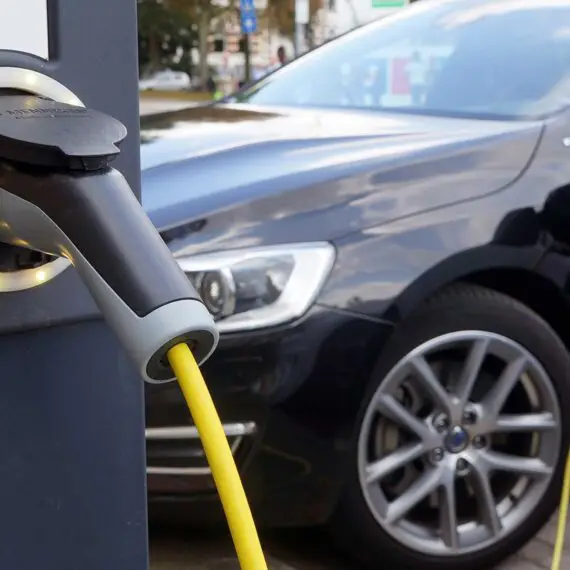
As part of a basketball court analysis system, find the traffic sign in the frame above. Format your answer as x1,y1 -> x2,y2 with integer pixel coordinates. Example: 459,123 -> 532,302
240,11 -> 257,34
239,0 -> 257,34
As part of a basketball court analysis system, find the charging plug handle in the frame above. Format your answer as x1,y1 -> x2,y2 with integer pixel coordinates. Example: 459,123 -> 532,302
0,95 -> 126,170
0,95 -> 218,381
0,165 -> 199,318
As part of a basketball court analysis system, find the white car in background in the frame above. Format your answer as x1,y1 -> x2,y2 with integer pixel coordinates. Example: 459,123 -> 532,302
139,69 -> 191,91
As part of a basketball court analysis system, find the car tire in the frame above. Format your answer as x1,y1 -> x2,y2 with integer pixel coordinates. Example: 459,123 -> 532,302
330,283 -> 570,570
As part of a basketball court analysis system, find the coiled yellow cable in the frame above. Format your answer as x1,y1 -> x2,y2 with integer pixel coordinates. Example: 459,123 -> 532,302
167,343 -> 268,570
551,449 -> 570,570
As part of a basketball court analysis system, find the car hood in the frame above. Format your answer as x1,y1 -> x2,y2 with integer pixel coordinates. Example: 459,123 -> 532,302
140,104 -> 543,255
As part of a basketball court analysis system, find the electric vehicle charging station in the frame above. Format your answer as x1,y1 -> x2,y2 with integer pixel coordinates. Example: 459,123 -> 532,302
2,3 -> 568,570
0,2 -> 152,569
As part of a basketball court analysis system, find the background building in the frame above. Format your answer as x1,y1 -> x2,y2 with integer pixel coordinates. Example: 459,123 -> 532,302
324,0 -> 409,38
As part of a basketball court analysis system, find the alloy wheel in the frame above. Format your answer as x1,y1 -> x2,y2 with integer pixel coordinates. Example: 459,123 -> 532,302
358,330 -> 561,556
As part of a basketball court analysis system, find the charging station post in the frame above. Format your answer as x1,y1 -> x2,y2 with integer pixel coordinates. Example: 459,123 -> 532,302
0,2 -> 149,569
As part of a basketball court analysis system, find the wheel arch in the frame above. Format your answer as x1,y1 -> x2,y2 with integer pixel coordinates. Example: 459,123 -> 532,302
388,245 -> 570,350
460,268 -> 570,348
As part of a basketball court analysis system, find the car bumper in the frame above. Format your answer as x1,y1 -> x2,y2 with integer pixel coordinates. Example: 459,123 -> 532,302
145,304 -> 393,527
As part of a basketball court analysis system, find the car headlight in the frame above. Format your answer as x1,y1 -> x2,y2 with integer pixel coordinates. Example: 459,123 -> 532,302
176,243 -> 335,333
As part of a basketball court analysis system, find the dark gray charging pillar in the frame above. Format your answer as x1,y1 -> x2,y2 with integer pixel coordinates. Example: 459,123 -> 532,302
0,1 -> 148,569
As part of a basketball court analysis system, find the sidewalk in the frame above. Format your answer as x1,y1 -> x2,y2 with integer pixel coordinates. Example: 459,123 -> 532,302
139,99 -> 201,116
498,513 -> 569,570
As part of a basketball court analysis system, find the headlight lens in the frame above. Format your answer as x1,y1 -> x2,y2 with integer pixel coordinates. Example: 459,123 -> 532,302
176,243 -> 335,333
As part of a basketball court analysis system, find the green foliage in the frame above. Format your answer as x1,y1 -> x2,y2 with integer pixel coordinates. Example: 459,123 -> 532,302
137,0 -> 197,76
148,0 -> 238,85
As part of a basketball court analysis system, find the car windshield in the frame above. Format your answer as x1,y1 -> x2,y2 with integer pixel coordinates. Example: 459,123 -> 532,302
230,0 -> 570,120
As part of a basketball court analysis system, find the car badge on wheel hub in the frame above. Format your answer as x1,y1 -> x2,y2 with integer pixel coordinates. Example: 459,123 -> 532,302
445,425 -> 469,453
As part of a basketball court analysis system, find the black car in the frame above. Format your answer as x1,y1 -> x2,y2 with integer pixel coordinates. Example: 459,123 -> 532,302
142,1 -> 570,568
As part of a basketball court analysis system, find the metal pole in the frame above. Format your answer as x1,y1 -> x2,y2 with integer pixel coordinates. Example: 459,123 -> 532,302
243,32 -> 251,83
294,0 -> 309,57
294,23 -> 303,57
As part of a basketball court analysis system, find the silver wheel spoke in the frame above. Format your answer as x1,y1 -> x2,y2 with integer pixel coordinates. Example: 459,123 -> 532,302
481,356 -> 527,419
439,477 -> 459,550
495,412 -> 557,433
366,442 -> 427,484
481,450 -> 553,479
386,467 -> 442,524
469,461 -> 502,536
455,338 -> 490,406
358,331 -> 560,557
377,394 -> 438,445
410,356 -> 452,414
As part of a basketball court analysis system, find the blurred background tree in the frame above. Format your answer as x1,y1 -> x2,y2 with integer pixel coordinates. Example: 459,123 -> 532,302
138,0 -> 235,87
137,0 -> 197,76
166,0 -> 235,88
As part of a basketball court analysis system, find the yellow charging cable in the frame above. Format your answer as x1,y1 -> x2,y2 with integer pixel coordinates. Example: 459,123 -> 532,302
167,342 -> 570,570
551,449 -> 570,570
166,343 -> 268,570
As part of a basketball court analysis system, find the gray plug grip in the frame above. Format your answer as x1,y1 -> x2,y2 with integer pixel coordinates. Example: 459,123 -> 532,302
0,188 -> 219,383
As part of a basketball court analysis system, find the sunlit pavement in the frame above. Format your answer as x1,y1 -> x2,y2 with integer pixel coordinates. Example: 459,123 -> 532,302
150,512 -> 568,569
139,98 -> 201,116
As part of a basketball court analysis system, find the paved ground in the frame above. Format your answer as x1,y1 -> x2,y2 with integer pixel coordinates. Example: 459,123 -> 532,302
508,513 -> 570,570
139,98 -> 200,116
150,512 -> 568,570
150,526 -> 358,570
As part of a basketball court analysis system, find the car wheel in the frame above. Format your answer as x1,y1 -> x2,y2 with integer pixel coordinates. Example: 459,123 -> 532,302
331,283 -> 570,570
